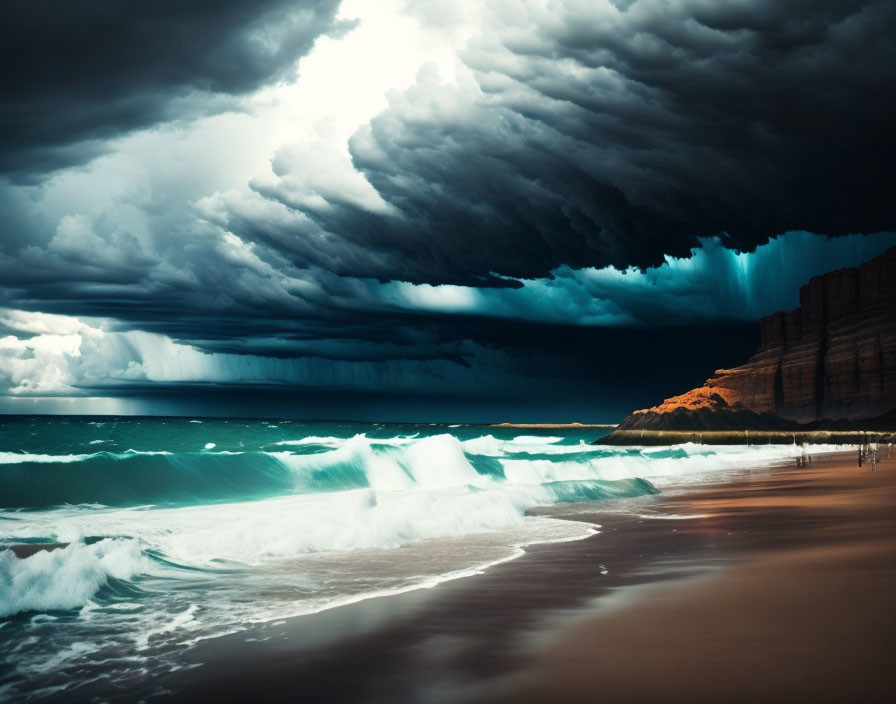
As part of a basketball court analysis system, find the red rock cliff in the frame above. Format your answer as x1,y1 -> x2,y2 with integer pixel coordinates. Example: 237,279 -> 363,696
617,246 -> 896,430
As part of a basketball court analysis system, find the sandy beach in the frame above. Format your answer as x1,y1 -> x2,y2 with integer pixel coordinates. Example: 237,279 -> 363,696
503,448 -> 896,703
140,447 -> 896,703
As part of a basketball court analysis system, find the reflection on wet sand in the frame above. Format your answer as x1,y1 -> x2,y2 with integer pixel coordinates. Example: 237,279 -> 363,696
152,450 -> 895,703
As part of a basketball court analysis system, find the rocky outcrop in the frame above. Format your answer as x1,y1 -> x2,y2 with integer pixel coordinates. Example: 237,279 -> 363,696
613,246 -> 896,433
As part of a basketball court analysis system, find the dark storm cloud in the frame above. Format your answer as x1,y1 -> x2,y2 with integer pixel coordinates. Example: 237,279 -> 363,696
2,0 -> 895,414
237,0 -> 896,283
0,0 -> 346,179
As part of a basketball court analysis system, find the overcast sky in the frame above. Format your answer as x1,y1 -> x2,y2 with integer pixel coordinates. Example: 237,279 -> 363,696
1,0 -> 894,421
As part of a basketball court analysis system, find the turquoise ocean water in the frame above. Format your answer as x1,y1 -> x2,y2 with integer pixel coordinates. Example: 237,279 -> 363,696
0,416 -> 815,700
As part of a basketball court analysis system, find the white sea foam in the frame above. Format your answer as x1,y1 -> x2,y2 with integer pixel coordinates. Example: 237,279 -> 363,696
459,435 -> 504,456
3,483 -> 551,566
0,432 -> 847,700
2,437 -> 558,564
0,452 -> 93,464
133,604 -> 200,650
270,435 -> 414,491
2,441 -> 842,564
461,434 -> 604,456
461,434 -> 567,454
500,443 -> 840,487
273,434 -> 491,493
0,449 -> 180,464
0,540 -> 152,617
400,435 -> 484,488
272,436 -> 343,447
245,518 -> 598,623
8,441 -> 836,570
509,435 -> 564,445
158,486 -> 548,563
272,433 -> 419,449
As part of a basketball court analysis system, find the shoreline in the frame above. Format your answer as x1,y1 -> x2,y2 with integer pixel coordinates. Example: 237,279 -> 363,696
500,448 -> 896,702
490,422 -> 617,429
599,428 -> 896,445
150,496 -> 701,703
135,447 -> 896,703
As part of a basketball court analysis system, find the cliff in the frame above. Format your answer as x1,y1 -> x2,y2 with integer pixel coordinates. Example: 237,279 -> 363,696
611,246 -> 896,434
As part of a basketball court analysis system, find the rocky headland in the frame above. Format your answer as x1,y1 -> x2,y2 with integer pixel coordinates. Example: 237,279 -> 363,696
602,246 -> 896,444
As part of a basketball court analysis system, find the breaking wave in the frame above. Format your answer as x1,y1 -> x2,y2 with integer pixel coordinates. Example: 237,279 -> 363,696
0,539 -> 151,617
0,434 -> 817,511
0,430 -> 827,621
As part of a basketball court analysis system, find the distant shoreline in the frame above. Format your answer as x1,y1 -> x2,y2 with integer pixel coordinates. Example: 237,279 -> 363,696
598,428 -> 896,446
491,422 -> 617,429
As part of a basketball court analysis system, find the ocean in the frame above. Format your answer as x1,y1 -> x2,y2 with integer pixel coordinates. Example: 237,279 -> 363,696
0,416 -> 816,700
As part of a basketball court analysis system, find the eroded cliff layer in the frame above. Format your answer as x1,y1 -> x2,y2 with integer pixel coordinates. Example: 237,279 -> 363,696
615,246 -> 896,432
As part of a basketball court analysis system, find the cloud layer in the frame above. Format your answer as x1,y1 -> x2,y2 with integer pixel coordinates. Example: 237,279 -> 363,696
0,0 -> 894,416
228,0 -> 896,283
0,0 -> 346,178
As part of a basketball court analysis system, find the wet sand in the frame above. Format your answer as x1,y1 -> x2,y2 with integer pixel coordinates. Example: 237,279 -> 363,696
149,449 -> 896,703
502,449 -> 896,703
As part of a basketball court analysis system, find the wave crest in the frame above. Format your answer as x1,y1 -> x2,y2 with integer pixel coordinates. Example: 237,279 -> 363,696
0,540 -> 151,617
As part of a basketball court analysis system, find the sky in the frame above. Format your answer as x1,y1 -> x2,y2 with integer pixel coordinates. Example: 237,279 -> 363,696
1,0 -> 894,422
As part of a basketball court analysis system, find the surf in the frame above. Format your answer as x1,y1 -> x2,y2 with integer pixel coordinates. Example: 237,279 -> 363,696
0,417 -> 840,703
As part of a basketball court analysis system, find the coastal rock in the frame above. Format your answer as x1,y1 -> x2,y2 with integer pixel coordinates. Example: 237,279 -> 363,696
615,246 -> 896,432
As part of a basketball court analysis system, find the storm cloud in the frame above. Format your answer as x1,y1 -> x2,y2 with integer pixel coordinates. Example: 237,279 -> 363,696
0,0 -> 346,178
0,0 -> 894,418
231,0 -> 896,283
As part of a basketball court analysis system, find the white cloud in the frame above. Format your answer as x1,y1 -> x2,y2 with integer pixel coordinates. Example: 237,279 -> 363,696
0,308 -> 492,397
0,308 -> 105,337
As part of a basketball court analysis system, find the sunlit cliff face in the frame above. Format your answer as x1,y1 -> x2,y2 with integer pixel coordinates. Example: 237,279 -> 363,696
1,0 -> 894,416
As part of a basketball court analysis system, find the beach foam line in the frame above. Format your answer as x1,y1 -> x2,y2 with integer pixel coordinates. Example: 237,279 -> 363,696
177,517 -> 599,646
